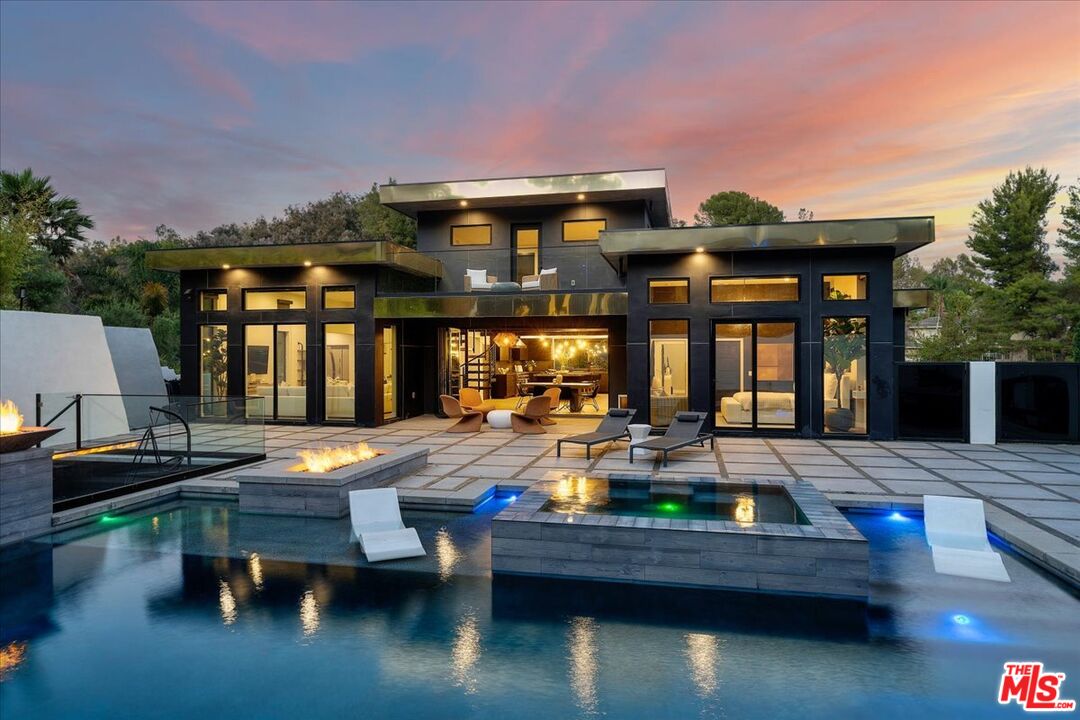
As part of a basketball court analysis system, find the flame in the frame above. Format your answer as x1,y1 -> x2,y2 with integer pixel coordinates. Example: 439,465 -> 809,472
734,496 -> 756,525
292,442 -> 380,473
0,400 -> 24,435
0,641 -> 28,681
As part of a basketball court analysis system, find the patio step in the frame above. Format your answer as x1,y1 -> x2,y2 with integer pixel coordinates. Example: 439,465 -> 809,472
398,479 -> 496,513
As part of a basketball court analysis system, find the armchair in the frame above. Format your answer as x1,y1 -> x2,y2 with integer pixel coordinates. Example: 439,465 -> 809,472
464,268 -> 496,292
522,268 -> 557,291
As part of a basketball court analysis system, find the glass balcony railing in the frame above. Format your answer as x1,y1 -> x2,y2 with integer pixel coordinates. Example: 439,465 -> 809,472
35,393 -> 265,509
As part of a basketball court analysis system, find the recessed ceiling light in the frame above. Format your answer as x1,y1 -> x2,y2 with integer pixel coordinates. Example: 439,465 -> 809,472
577,193 -> 586,200
695,247 -> 705,253
303,260 -> 312,267
221,264 -> 230,269
459,200 -> 468,207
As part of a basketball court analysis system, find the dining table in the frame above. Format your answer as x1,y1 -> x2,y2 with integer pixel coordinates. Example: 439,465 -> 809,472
522,381 -> 594,412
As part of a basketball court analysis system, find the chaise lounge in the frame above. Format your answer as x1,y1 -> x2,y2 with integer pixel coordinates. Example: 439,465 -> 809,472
628,411 -> 714,466
556,408 -> 636,459
348,488 -> 426,562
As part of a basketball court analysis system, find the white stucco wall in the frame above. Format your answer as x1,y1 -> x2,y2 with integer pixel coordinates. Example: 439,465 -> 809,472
969,361 -> 996,445
104,326 -> 168,429
0,311 -> 129,445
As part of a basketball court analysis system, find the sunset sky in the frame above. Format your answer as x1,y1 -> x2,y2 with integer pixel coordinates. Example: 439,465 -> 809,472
1,0 -> 1077,262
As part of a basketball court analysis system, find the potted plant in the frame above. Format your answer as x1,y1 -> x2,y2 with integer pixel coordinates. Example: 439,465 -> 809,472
823,317 -> 865,432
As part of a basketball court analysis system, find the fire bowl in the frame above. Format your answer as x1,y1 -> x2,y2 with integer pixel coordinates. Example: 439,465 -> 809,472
0,426 -> 63,454
234,446 -> 428,517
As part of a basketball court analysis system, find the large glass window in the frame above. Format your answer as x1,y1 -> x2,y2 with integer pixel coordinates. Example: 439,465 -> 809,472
382,326 -> 398,421
562,219 -> 606,242
451,224 -> 492,246
649,319 -> 689,426
648,279 -> 689,304
200,290 -> 227,311
822,274 -> 867,300
513,226 -> 540,284
823,317 -> 867,434
199,325 -> 228,398
325,324 -> 355,421
323,287 -> 355,309
243,289 -> 306,310
714,322 -> 795,430
245,323 -> 307,421
711,277 -> 799,303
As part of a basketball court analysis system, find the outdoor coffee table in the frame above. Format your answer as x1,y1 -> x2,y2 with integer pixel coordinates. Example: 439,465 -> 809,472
487,409 -> 513,429
628,423 -> 653,459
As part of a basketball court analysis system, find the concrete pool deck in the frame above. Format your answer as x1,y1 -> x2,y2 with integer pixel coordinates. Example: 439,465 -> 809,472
149,414 -> 1078,585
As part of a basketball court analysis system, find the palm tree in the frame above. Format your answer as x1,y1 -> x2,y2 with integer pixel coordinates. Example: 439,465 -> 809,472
0,168 -> 93,261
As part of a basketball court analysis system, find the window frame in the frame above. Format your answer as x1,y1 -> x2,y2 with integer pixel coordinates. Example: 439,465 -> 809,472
820,315 -> 870,436
322,285 -> 356,310
820,273 -> 869,302
323,321 -> 357,423
647,317 -> 691,427
241,287 -> 308,311
711,318 -> 800,434
198,289 -> 228,312
647,277 -> 690,305
450,223 -> 493,247
709,274 -> 801,304
561,218 -> 607,243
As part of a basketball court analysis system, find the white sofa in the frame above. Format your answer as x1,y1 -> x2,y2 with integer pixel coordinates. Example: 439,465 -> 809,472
255,385 -> 307,419
719,391 -> 795,425
327,382 -> 355,419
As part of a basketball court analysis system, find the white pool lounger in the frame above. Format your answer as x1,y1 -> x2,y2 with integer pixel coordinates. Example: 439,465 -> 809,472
923,495 -> 1010,583
349,488 -> 426,562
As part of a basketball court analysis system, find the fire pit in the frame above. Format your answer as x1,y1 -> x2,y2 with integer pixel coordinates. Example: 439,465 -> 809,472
0,399 -> 59,545
234,441 -> 427,517
0,400 -> 61,454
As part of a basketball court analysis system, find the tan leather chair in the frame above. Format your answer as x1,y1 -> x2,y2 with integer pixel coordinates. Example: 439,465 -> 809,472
459,387 -> 496,418
511,395 -> 552,434
541,387 -> 562,423
440,395 -> 482,433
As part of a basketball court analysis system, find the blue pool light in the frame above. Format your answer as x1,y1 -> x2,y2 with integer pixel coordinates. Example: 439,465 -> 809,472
508,495 -> 517,503
888,511 -> 909,521
952,614 -> 971,625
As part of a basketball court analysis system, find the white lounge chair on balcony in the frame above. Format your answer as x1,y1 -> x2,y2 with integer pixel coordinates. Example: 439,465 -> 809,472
348,488 -> 426,562
464,268 -> 495,292
923,495 -> 1010,582
522,267 -> 557,290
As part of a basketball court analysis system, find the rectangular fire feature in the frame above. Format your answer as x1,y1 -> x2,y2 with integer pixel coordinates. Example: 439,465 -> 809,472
0,399 -> 60,545
234,444 -> 427,517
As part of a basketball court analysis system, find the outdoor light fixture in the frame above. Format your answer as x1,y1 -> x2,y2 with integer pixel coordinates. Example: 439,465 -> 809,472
576,193 -> 585,200
695,247 -> 705,253
221,264 -> 230,269
459,200 -> 468,207
303,260 -> 312,267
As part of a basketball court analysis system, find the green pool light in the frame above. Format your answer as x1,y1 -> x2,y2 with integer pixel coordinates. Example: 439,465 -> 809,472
657,502 -> 682,513
99,514 -> 124,524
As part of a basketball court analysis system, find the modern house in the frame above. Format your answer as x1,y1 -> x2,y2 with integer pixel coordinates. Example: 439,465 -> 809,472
147,169 -> 933,439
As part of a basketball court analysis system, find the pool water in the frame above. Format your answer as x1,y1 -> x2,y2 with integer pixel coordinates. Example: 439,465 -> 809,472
540,476 -> 806,523
0,500 -> 1077,719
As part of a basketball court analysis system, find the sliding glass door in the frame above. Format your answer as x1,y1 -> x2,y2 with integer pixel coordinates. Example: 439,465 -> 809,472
714,321 -> 796,431
245,324 -> 308,422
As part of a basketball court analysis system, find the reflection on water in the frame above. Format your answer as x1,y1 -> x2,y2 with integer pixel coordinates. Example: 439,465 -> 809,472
151,516 -> 160,535
0,641 -> 28,682
218,581 -> 237,626
552,475 -> 593,517
450,612 -> 481,694
434,528 -> 459,583
684,633 -> 720,697
248,552 -> 264,591
299,590 -> 319,637
568,616 -> 599,715
733,497 -> 755,526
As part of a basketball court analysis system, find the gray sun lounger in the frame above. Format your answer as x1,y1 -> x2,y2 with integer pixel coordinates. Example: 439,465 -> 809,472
628,411 -> 714,466
556,408 -> 636,460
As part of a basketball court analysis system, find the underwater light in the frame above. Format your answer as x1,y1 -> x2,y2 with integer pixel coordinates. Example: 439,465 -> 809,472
658,502 -> 682,513
952,614 -> 971,625
508,495 -> 517,502
889,511 -> 909,521
99,514 -> 124,524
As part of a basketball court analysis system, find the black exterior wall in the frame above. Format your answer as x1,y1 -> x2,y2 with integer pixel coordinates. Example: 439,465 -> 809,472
624,246 -> 898,439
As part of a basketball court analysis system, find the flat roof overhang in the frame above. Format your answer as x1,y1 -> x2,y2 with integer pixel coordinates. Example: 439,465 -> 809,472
599,216 -> 934,271
144,240 -> 443,278
374,291 -> 628,318
378,169 -> 671,226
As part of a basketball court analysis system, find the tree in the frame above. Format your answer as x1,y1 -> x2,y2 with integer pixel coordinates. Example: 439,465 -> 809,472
892,255 -> 928,289
140,281 -> 169,320
1060,178 -> 1080,274
0,214 -> 34,308
18,248 -> 69,312
0,168 -> 93,261
796,208 -> 814,221
693,191 -> 784,226
966,167 -> 1059,287
356,183 -> 417,247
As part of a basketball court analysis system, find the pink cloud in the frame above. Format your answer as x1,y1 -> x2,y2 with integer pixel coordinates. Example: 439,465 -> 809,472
162,43 -> 254,111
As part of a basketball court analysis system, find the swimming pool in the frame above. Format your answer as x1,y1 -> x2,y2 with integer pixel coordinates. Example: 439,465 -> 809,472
1,499 -> 1077,719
